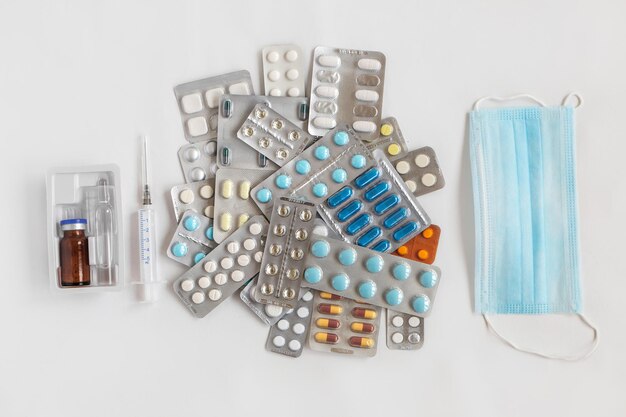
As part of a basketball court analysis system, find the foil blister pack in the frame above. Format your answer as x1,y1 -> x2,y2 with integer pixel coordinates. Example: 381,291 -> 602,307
393,147 -> 445,197
262,44 -> 305,97
265,289 -> 314,358
170,180 -> 216,221
167,209 -> 217,267
178,139 -> 218,183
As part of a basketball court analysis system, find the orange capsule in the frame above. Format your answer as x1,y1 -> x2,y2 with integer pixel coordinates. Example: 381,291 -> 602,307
318,303 -> 343,315
417,249 -> 429,260
352,307 -> 377,319
350,322 -> 375,333
349,336 -> 374,348
315,332 -> 339,344
316,318 -> 341,329
320,292 -> 343,300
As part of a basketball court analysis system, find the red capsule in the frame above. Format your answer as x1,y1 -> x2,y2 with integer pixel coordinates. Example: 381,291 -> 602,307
350,322 -> 375,334
315,332 -> 339,344
352,307 -> 377,319
318,303 -> 343,315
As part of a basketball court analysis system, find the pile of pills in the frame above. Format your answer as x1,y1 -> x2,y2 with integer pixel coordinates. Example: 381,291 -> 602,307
167,44 -> 445,358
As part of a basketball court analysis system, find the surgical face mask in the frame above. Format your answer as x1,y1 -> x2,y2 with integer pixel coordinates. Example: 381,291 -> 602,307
469,93 -> 598,360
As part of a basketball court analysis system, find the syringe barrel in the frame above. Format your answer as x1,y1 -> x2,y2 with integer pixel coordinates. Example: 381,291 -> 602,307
138,206 -> 159,286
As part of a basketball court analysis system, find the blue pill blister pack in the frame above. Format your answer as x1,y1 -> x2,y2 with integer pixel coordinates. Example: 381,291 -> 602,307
167,209 -> 217,267
173,216 -> 268,318
300,236 -> 442,317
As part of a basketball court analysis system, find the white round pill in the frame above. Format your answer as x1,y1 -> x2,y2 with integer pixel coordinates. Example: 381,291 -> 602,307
277,319 -> 290,331
220,257 -> 234,269
395,161 -> 411,175
254,251 -> 263,263
302,291 -> 313,302
421,173 -> 438,187
408,316 -> 421,327
197,276 -> 211,289
237,254 -> 250,266
227,241 -> 240,254
268,70 -> 280,82
179,189 -> 194,204
200,185 -> 214,199
191,291 -> 205,304
205,141 -> 217,155
180,279 -> 194,292
208,289 -> 222,301
249,223 -> 262,235
243,238 -> 256,251
391,315 -> 404,327
272,335 -> 286,347
288,340 -> 301,352
287,87 -> 300,97
184,147 -> 200,162
214,273 -> 227,285
265,304 -> 283,318
230,270 -> 244,282
286,69 -> 299,81
267,51 -> 279,63
408,333 -> 421,344
415,153 -> 431,168
204,205 -> 214,218
405,180 -> 417,193
292,323 -> 305,335
285,49 -> 298,62
190,167 -> 206,182
312,225 -> 329,236
391,332 -> 404,344
269,88 -> 282,96
204,260 -> 217,273
296,307 -> 310,318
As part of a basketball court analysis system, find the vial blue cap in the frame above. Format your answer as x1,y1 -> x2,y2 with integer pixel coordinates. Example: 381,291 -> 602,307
60,218 -> 87,225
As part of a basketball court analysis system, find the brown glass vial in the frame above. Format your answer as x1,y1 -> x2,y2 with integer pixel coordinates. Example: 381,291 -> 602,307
59,218 -> 90,286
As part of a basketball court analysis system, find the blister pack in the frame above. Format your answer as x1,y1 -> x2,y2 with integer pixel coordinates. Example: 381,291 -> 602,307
394,224 -> 441,265
262,44 -> 305,97
251,126 -> 377,219
265,289 -> 314,358
213,169 -> 269,243
217,94 -> 308,170
309,291 -> 381,357
174,71 -> 254,142
386,312 -> 424,350
240,278 -> 289,325
254,198 -> 316,309
167,210 -> 217,267
364,117 -> 408,161
301,236 -> 441,317
393,147 -> 445,197
170,180 -> 216,221
237,104 -> 315,167
308,46 -> 386,140
178,139 -> 218,183
173,216 -> 268,318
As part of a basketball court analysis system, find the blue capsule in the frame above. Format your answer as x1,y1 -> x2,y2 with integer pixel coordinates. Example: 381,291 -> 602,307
275,174 -> 292,189
331,168 -> 348,183
171,242 -> 188,257
336,200 -> 362,222
383,208 -> 408,228
419,270 -> 438,288
312,183 -> 328,197
392,262 -> 411,281
311,240 -> 330,258
304,266 -> 323,284
370,240 -> 391,253
365,255 -> 384,273
358,280 -> 377,299
356,227 -> 382,247
326,186 -> 353,208
393,221 -> 419,242
333,130 -> 349,146
351,154 -> 367,169
346,214 -> 371,235
183,215 -> 200,232
364,181 -> 390,202
374,194 -> 400,215
338,248 -> 357,266
331,274 -> 350,292
411,295 -> 431,314
256,188 -> 272,204
354,167 -> 380,189
295,159 -> 311,175
314,146 -> 330,161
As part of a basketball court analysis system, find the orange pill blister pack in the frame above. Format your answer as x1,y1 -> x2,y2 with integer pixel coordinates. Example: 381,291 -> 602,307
393,224 -> 441,265
308,291 -> 382,357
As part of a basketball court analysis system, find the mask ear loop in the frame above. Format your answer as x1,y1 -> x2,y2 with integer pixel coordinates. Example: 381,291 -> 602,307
473,94 -> 547,110
562,92 -> 584,108
482,314 -> 599,361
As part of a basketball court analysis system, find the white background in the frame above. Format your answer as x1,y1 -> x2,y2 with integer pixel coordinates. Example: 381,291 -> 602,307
1,0 -> 624,416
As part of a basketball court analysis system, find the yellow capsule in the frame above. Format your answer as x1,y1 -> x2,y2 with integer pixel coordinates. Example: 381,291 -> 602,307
380,123 -> 394,136
238,214 -> 249,227
219,212 -> 232,231
221,179 -> 233,199
318,303 -> 343,315
314,332 -> 339,344
352,307 -> 377,319
316,318 -> 341,329
239,180 -> 251,199
349,336 -> 374,348
320,292 -> 343,300
387,143 -> 401,156
350,322 -> 375,333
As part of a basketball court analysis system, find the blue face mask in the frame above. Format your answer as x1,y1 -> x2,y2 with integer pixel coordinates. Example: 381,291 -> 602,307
469,94 -> 598,360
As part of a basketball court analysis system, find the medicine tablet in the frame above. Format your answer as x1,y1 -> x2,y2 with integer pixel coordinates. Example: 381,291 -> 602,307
249,222 -> 262,235
391,315 -> 404,327
187,116 -> 208,137
184,147 -> 200,162
191,292 -> 205,304
265,304 -> 283,318
208,289 -> 222,301
302,291 -> 313,302
268,70 -> 280,81
315,86 -> 338,99
190,167 -> 206,181
180,279 -> 194,292
285,49 -> 298,62
405,180 -> 417,193
204,206 -> 214,217
318,55 -> 341,67
269,88 -> 281,96
197,276 -> 211,289
286,69 -> 299,80
227,241 -> 240,254
355,90 -> 379,102
292,323 -> 305,335
353,121 -> 376,133
288,340 -> 302,351
287,87 -> 300,97
254,251 -> 263,262
205,87 -> 225,109
313,117 -> 337,129
415,154 -> 431,168
396,161 -> 411,175
277,319 -> 290,331
238,214 -> 249,227
231,270 -> 244,282
220,257 -> 234,269
408,316 -> 421,327
228,82 -> 250,95
200,185 -> 214,199
214,273 -> 227,285
182,93 -> 203,114
243,238 -> 256,250
239,181 -> 251,199
391,332 -> 404,344
179,189 -> 195,204
422,173 -> 438,187
380,123 -> 394,136
297,307 -> 310,318
221,179 -> 233,198
267,51 -> 280,63
272,335 -> 286,348
204,260 -> 217,272
357,58 -> 382,71
219,213 -> 232,231
237,254 -> 250,266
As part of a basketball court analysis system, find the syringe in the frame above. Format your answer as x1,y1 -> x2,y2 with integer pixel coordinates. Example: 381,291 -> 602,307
135,135 -> 163,302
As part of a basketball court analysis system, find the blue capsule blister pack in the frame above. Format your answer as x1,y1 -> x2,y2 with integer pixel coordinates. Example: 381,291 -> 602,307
300,235 -> 442,317
167,209 -> 217,267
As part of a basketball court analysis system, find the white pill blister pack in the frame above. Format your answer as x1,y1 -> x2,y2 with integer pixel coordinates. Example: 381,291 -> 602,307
300,235 -> 442,317
174,71 -> 254,142
364,117 -> 409,162
167,209 -> 217,267
386,311 -> 424,350
170,179 -> 216,221
254,198 -> 316,309
308,46 -> 386,141
213,168 -> 269,243
393,146 -> 445,197
173,216 -> 268,318
265,289 -> 314,358
262,44 -> 305,97
240,278 -> 290,325
217,94 -> 308,170
178,139 -> 218,183
237,104 -> 315,167
309,291 -> 382,357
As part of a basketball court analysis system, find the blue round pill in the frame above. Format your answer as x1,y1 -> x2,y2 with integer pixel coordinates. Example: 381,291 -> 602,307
338,248 -> 357,266
275,174 -> 292,189
193,252 -> 206,264
314,146 -> 330,161
333,130 -> 349,146
411,295 -> 431,313
205,226 -> 214,241
171,242 -> 188,257
351,154 -> 366,169
304,266 -> 323,284
419,270 -> 438,288
358,280 -> 377,299
392,262 -> 411,281
183,215 -> 200,232
312,183 -> 328,197
295,159 -> 311,175
365,255 -> 384,273
331,274 -> 350,292
384,287 -> 404,306
256,188 -> 272,203
311,240 -> 330,258
331,168 -> 347,183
